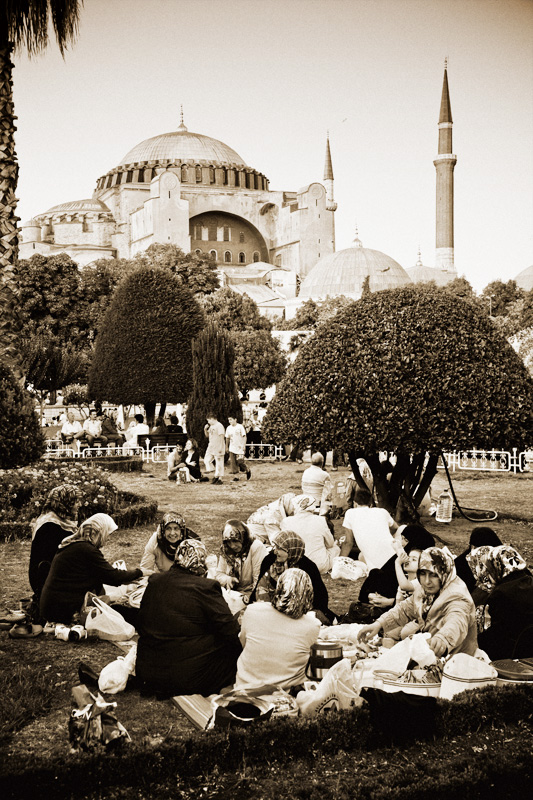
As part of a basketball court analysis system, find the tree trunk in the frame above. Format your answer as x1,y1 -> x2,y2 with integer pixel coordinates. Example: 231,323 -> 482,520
159,401 -> 167,420
144,401 -> 156,428
0,43 -> 23,381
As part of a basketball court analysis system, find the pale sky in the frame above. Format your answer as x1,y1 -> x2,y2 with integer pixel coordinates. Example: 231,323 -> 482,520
12,0 -> 533,292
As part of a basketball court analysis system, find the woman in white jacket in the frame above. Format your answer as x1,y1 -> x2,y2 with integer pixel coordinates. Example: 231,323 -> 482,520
140,512 -> 199,575
215,520 -> 268,599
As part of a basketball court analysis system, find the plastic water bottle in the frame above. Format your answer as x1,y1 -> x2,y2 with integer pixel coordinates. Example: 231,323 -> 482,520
436,488 -> 453,523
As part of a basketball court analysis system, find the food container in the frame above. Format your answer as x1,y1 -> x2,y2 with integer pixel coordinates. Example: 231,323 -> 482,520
492,658 -> 533,686
373,669 -> 441,697
308,641 -> 343,679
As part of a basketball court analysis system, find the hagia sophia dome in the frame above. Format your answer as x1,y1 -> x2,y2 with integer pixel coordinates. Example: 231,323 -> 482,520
298,233 -> 412,301
406,249 -> 456,287
515,264 -> 533,292
117,122 -> 248,169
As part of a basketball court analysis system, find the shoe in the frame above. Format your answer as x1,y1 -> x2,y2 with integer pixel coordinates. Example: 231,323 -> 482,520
212,477 -> 222,485
200,476 -> 209,482
232,477 -> 240,482
78,660 -> 100,689
9,622 -> 43,639
0,611 -> 27,624
43,622 -> 57,635
246,468 -> 252,481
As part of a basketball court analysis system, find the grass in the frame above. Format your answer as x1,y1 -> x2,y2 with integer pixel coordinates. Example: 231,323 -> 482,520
0,459 -> 532,796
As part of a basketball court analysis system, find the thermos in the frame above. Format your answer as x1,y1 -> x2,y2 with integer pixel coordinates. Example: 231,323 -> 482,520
308,642 -> 343,679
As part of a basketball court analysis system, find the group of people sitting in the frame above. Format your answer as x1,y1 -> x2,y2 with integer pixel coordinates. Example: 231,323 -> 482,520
22,456 -> 533,699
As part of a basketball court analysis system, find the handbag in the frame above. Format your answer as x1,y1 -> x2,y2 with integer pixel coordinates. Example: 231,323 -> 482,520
85,596 -> 136,641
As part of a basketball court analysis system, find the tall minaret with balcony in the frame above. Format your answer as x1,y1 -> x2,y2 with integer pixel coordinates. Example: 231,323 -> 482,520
323,132 -> 337,212
434,61 -> 457,272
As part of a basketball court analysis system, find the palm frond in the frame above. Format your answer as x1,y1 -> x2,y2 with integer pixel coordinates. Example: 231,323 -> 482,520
3,0 -> 82,56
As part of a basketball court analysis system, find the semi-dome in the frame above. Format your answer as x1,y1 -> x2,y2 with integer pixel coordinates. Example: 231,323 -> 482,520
515,264 -> 533,292
299,235 -> 412,300
118,122 -> 247,168
406,250 -> 456,287
42,198 -> 111,215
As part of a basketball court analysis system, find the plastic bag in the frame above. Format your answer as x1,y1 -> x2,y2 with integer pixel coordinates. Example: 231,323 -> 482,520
207,688 -> 274,729
85,597 -> 136,641
221,587 -> 247,616
296,658 -> 363,716
440,653 -> 498,700
372,633 -> 437,675
331,557 -> 369,582
69,684 -> 130,752
98,645 -> 137,695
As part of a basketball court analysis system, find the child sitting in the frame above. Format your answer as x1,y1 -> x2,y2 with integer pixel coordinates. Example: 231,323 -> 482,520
387,548 -> 423,640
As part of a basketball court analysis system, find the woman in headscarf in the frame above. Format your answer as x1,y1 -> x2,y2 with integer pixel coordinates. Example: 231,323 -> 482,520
136,539 -> 242,697
235,568 -> 321,689
250,530 -> 335,623
140,512 -> 199,575
476,544 -> 533,660
246,492 -> 297,544
29,484 -> 82,602
40,513 -> 142,624
214,520 -> 268,598
357,546 -> 477,656
453,527 -> 503,596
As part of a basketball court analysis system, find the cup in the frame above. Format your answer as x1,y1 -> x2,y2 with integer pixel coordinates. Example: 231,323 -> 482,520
55,624 -> 71,641
68,625 -> 88,642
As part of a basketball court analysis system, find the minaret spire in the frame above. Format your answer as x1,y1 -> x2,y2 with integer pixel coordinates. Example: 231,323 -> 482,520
323,131 -> 337,212
177,104 -> 188,132
433,60 -> 457,273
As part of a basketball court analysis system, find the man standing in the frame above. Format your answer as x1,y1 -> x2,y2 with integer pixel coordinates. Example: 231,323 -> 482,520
203,412 -> 226,485
225,416 -> 251,481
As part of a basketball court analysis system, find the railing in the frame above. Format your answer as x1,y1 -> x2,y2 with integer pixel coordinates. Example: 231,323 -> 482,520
44,440 -> 284,463
246,444 -> 284,460
438,449 -> 533,474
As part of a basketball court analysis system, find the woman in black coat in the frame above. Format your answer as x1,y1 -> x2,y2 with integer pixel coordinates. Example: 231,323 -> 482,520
250,530 -> 335,623
136,539 -> 242,696
40,513 -> 142,624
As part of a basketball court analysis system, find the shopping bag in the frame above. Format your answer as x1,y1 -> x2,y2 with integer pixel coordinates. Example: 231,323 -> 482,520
296,658 -> 363,716
371,633 -> 437,675
98,645 -> 137,695
84,597 -> 136,641
331,557 -> 369,581
208,689 -> 275,729
221,587 -> 247,616
440,653 -> 498,700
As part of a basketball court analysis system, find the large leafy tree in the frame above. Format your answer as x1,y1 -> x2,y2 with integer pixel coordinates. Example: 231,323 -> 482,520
200,287 -> 271,331
88,265 -> 205,424
0,1 -> 82,377
232,329 -> 286,397
135,244 -> 220,295
186,324 -> 241,451
18,253 -> 82,341
0,361 -> 45,468
263,285 -> 533,520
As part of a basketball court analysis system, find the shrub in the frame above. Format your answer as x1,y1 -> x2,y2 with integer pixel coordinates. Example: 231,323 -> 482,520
0,362 -> 45,468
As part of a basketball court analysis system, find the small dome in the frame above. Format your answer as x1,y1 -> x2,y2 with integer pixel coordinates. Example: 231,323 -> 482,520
515,264 -> 533,292
406,264 -> 456,287
117,129 -> 248,168
43,198 -> 111,215
299,238 -> 411,300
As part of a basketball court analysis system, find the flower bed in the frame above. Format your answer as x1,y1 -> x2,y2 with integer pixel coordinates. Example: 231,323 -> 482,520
0,461 -> 157,541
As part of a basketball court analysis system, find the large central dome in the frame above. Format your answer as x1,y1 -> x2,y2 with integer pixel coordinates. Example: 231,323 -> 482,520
118,122 -> 247,168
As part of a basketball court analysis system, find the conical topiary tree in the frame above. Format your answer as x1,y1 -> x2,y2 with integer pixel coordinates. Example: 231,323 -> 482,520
88,266 -> 205,423
186,324 -> 242,451
0,362 -> 45,468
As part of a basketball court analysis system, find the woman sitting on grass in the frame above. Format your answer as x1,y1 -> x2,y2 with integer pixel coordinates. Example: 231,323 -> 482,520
140,512 -> 199,575
214,520 -> 268,599
40,514 -> 142,624
246,492 -> 297,544
250,530 -> 335,624
357,547 -> 477,656
178,438 -> 202,482
136,539 -> 242,697
235,568 -> 321,689
28,484 -> 82,608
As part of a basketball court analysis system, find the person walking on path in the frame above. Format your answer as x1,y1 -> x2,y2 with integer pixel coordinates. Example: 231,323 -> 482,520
226,416 -> 251,481
203,413 -> 226,485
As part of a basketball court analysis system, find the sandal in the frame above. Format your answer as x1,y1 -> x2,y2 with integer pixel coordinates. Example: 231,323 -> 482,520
0,611 -> 27,624
9,622 -> 43,639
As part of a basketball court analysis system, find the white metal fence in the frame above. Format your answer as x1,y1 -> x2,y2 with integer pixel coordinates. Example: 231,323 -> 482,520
44,440 -> 283,462
438,449 -> 533,474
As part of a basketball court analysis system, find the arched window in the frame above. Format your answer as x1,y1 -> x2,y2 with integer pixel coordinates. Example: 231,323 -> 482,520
253,251 -> 260,262
209,250 -> 218,261
209,166 -> 215,184
181,165 -> 188,182
195,249 -> 202,256
224,251 -> 232,263
137,168 -> 145,182
223,226 -> 230,241
195,165 -> 202,183
238,252 -> 246,264
239,231 -> 245,243
275,254 -> 282,266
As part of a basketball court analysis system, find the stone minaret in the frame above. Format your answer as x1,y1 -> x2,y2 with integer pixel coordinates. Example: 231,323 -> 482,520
323,132 -> 337,212
434,61 -> 457,272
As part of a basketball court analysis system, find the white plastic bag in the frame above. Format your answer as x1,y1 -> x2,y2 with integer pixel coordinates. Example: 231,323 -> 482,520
296,658 -> 364,716
85,597 -> 136,641
440,653 -> 498,700
221,587 -> 247,616
98,645 -> 137,695
331,557 -> 369,582
372,633 -> 437,675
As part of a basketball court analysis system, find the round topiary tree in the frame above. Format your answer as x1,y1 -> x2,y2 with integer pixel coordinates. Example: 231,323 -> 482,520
186,324 -> 242,451
263,285 -> 533,518
88,266 -> 205,423
0,362 -> 45,468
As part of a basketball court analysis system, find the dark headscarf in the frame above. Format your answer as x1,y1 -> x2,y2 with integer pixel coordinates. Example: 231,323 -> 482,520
221,520 -> 253,579
402,524 -> 435,553
469,527 -> 502,549
32,484 -> 82,540
157,511 -> 187,561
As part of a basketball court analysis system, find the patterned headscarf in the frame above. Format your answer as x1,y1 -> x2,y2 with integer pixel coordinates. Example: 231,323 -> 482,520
466,545 -> 497,593
174,539 -> 207,576
32,484 -> 82,539
157,511 -> 187,561
272,568 -> 314,619
415,546 -> 456,619
59,513 -> 118,550
279,492 -> 297,517
221,520 -> 253,579
269,530 -> 306,583
291,494 -> 320,514
483,544 -> 527,584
